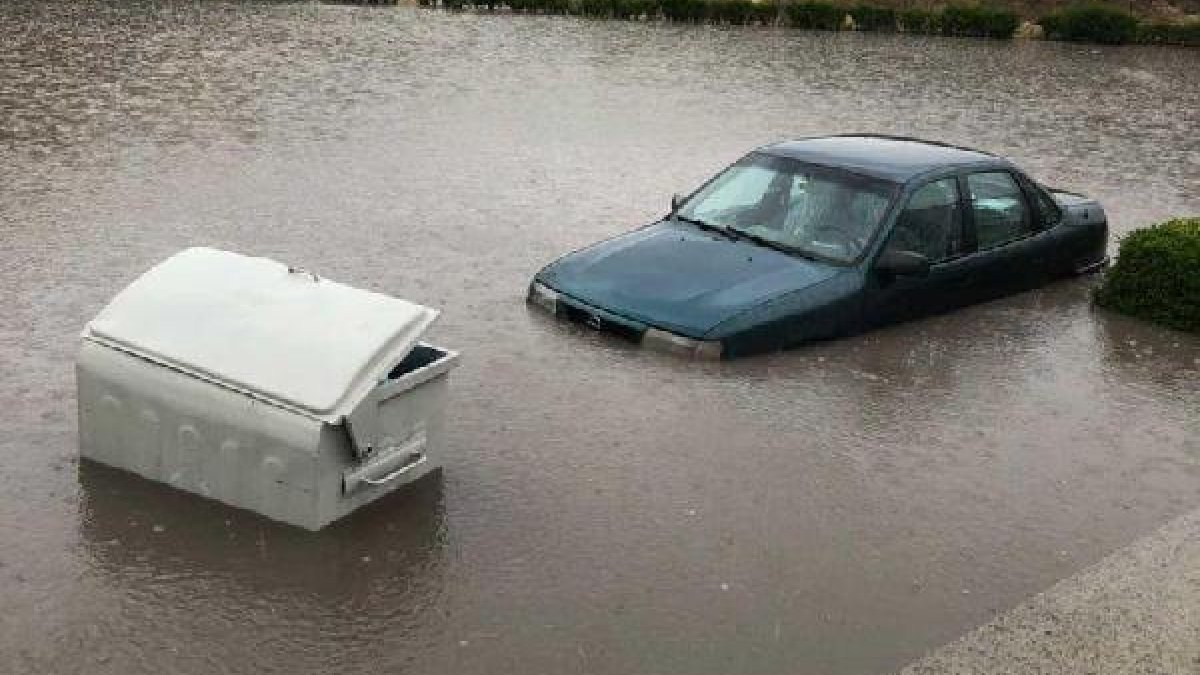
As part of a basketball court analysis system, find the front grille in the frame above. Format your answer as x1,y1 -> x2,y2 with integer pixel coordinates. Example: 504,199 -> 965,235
560,302 -> 645,343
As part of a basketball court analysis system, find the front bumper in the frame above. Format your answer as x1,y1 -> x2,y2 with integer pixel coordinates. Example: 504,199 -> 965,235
527,281 -> 722,360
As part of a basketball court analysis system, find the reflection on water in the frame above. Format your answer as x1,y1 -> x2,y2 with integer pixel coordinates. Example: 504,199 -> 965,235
73,463 -> 449,673
1,1 -> 1198,674
65,461 -> 451,672
1095,308 -> 1200,396
79,462 -> 448,595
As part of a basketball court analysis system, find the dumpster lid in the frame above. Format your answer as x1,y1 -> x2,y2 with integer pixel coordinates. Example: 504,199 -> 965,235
83,247 -> 439,421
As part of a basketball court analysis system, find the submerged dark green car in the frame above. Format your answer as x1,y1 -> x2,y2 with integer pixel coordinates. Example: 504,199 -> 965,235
529,135 -> 1109,359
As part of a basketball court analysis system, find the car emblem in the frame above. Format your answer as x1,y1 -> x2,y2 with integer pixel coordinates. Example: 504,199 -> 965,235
586,313 -> 603,330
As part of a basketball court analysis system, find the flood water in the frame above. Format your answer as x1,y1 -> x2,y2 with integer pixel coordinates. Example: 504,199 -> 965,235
2,2 -> 1198,673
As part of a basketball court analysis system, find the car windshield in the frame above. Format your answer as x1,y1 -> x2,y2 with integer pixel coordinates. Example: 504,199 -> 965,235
676,153 -> 899,263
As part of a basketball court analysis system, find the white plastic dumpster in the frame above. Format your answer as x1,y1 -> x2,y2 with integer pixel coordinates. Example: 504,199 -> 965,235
76,247 -> 460,530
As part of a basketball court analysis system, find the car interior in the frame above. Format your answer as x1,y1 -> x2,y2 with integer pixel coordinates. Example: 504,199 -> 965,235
886,179 -> 963,262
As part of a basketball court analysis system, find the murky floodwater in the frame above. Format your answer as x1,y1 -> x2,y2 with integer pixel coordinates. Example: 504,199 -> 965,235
2,2 -> 1198,673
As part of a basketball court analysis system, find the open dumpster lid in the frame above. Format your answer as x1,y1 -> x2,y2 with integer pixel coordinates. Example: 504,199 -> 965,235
83,247 -> 438,421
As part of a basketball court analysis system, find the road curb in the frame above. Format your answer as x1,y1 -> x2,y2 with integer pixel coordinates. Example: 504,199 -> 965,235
898,509 -> 1200,674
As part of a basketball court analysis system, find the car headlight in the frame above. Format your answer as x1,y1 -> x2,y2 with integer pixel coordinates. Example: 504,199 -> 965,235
527,281 -> 559,314
642,328 -> 723,360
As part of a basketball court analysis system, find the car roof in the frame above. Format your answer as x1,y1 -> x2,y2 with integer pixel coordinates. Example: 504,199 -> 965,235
760,135 -> 1011,183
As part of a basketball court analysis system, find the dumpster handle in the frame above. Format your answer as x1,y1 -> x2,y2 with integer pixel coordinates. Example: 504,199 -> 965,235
361,453 -> 427,486
287,266 -> 320,282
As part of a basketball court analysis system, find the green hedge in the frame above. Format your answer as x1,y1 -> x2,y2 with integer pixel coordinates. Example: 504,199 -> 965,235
428,0 -> 1199,46
1095,218 -> 1200,333
785,1 -> 845,29
707,0 -> 777,24
431,0 -> 1021,38
941,3 -> 1019,38
898,7 -> 942,32
850,3 -> 895,30
1041,3 -> 1139,44
659,0 -> 709,21
1137,20 -> 1200,46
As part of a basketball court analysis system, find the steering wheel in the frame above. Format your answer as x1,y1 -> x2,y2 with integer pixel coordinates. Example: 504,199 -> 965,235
887,224 -> 923,254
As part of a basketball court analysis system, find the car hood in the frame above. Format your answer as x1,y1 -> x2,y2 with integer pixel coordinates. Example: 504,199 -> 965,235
536,220 -> 842,338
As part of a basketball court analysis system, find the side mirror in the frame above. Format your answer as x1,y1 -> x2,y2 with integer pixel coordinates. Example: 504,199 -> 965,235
671,193 -> 685,214
876,249 -> 931,277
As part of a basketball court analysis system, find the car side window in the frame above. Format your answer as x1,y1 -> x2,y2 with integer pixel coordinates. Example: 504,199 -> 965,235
885,178 -> 963,263
1022,177 -> 1062,228
967,172 -> 1033,249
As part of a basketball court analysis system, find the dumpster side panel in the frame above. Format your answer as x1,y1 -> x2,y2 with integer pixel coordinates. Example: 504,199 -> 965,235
315,371 -> 450,529
77,341 -> 325,529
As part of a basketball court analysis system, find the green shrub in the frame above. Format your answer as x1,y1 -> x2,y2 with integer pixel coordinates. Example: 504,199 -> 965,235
510,0 -> 554,11
1170,20 -> 1200,45
1136,21 -> 1169,43
1041,3 -> 1139,44
898,7 -> 941,33
543,0 -> 571,13
785,1 -> 844,29
708,0 -> 774,24
577,0 -> 614,16
1137,20 -> 1200,46
850,4 -> 895,31
424,0 -> 1178,45
613,0 -> 655,18
748,0 -> 778,24
941,3 -> 1019,38
1095,218 -> 1200,333
709,0 -> 749,23
660,0 -> 707,20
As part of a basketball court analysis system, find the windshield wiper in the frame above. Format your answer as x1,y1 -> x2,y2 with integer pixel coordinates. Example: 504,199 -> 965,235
674,214 -> 738,240
730,227 -> 832,262
726,226 -> 813,258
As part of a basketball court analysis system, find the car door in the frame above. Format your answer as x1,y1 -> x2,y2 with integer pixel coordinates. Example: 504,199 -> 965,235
959,170 -> 1056,301
1015,172 -> 1086,275
862,176 -> 974,328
